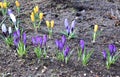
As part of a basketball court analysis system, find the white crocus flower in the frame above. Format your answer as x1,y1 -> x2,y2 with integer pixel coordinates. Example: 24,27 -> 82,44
1,24 -> 7,33
8,27 -> 12,34
8,9 -> 17,30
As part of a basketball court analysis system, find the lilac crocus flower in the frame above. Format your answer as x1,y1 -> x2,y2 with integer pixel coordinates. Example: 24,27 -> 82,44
102,50 -> 107,60
22,32 -> 26,45
109,44 -> 116,56
63,46 -> 70,57
71,20 -> 75,33
43,35 -> 47,46
64,18 -> 69,29
55,39 -> 59,49
8,9 -> 16,24
61,35 -> 66,45
80,40 -> 85,52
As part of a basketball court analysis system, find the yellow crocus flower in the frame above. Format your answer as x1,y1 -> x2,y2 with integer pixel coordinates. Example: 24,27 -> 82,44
3,2 -> 7,8
51,20 -> 54,28
39,12 -> 43,20
30,14 -> 35,22
15,0 -> 20,7
33,5 -> 39,14
94,25 -> 98,32
46,21 -> 50,28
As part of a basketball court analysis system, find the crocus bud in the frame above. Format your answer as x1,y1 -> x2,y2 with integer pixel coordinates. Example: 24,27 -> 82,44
51,20 -> 54,28
94,25 -> 98,32
64,46 -> 70,57
30,14 -> 35,22
1,24 -> 7,33
102,50 -> 107,60
8,27 -> 12,34
39,12 -> 43,21
15,0 -> 20,7
80,40 -> 85,52
8,9 -> 16,26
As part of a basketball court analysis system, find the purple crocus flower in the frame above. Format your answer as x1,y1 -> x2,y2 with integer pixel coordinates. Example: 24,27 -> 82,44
13,30 -> 20,47
55,39 -> 59,49
66,27 -> 70,36
80,40 -> 85,52
32,37 -> 36,45
109,44 -> 116,56
39,37 -> 43,48
63,46 -> 70,57
58,41 -> 64,51
22,32 -> 26,45
43,35 -> 47,46
71,20 -> 75,33
64,18 -> 69,29
61,35 -> 66,45
102,50 -> 107,60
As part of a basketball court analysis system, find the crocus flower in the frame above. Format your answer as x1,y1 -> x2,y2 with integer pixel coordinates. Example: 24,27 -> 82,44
58,41 -> 64,51
33,5 -> 39,14
63,46 -> 70,57
3,2 -> 7,9
102,50 -> 107,60
43,35 -> 47,46
1,24 -> 7,33
71,20 -> 75,33
80,40 -> 85,52
61,35 -> 66,45
22,32 -> 26,45
32,37 -> 36,45
109,44 -> 116,56
8,27 -> 12,34
15,0 -> 20,7
13,32 -> 20,46
64,18 -> 69,29
8,9 -> 16,26
51,20 -> 54,28
39,37 -> 43,47
55,39 -> 59,49
46,20 -> 50,28
30,12 -> 35,22
39,12 -> 43,21
94,25 -> 98,33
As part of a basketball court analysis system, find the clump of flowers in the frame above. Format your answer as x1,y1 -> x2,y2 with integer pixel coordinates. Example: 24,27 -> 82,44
15,0 -> 20,14
55,35 -> 72,64
13,29 -> 27,57
46,20 -> 54,38
102,44 -> 120,69
92,24 -> 98,43
32,35 -> 47,59
62,18 -> 76,39
1,23 -> 13,47
78,40 -> 94,66
30,6 -> 44,32
0,1 -> 8,15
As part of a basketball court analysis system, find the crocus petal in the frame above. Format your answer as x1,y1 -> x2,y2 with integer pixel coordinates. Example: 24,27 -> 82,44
64,18 -> 69,29
64,46 -> 70,57
66,26 -> 70,35
1,24 -> 7,33
102,50 -> 107,60
22,32 -> 26,45
80,40 -> 84,52
16,29 -> 20,37
71,20 -> 75,33
39,37 -> 43,48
